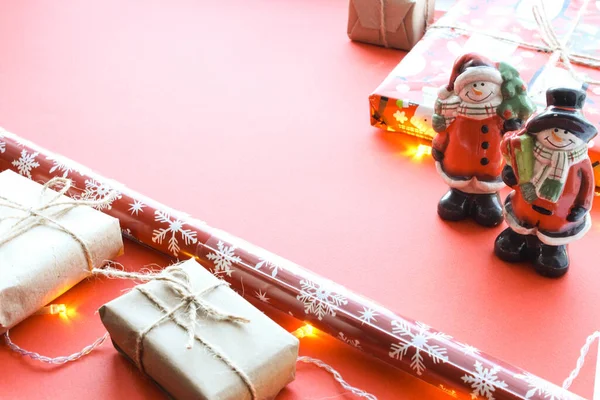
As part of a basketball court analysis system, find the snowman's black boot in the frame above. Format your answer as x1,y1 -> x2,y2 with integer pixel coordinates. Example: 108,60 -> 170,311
471,192 -> 504,227
494,228 -> 529,262
437,189 -> 471,221
533,244 -> 569,278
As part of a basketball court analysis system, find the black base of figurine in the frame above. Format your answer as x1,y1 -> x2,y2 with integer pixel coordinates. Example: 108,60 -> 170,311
437,189 -> 503,227
494,228 -> 569,278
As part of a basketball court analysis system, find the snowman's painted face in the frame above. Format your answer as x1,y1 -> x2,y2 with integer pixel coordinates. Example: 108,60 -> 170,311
458,81 -> 500,103
538,128 -> 585,151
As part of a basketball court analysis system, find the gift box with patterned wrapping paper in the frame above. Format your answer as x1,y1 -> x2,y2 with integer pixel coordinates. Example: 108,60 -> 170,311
370,0 -> 600,190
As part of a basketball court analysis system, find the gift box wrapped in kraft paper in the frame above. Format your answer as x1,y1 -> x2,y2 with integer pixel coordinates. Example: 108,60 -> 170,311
347,0 -> 435,50
99,259 -> 299,400
369,0 -> 600,189
0,170 -> 123,333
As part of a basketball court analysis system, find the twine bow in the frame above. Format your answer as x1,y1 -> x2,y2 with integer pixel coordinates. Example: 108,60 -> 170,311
0,176 -> 118,271
134,265 -> 250,351
428,0 -> 600,85
532,0 -> 600,85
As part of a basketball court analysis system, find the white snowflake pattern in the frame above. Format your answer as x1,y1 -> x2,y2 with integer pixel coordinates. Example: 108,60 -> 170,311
457,342 -> 480,356
462,361 -> 508,400
254,290 -> 270,303
394,110 -> 408,124
12,149 -> 40,179
358,307 -> 378,325
129,200 -> 146,215
12,134 -> 30,147
389,320 -> 452,376
338,332 -> 361,349
46,155 -> 76,178
514,372 -> 577,400
152,210 -> 198,257
254,258 -> 280,278
206,240 -> 241,277
296,280 -> 348,320
79,179 -> 122,210
0,130 -> 6,154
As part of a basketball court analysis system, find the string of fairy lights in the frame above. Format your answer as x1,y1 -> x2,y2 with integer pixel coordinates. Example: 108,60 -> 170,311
34,303 -> 317,340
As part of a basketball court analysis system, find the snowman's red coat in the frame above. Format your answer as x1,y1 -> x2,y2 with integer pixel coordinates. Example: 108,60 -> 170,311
433,113 -> 505,193
501,131 -> 595,245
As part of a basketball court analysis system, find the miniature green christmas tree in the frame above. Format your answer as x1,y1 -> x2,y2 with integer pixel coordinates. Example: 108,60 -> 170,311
496,62 -> 536,121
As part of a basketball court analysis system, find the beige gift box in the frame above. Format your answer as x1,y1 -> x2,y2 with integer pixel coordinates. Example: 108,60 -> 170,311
347,0 -> 435,50
0,170 -> 123,333
99,259 -> 299,400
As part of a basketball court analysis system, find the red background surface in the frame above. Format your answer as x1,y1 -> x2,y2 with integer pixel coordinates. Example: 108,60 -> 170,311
0,1 -> 598,399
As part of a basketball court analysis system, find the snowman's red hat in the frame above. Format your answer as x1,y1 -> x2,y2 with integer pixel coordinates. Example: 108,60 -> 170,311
438,53 -> 502,99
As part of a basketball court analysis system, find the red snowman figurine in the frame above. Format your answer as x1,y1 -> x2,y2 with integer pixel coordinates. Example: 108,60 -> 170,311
432,53 -> 534,226
495,87 -> 597,277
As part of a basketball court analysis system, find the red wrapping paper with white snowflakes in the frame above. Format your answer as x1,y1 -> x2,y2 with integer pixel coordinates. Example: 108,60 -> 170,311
0,127 -> 585,400
370,0 -> 600,190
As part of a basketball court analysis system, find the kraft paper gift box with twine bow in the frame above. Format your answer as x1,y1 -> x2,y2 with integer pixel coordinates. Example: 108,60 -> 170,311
99,259 -> 299,400
347,0 -> 435,50
0,170 -> 123,334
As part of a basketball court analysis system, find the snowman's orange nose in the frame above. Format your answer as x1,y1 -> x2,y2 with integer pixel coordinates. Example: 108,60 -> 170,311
551,132 -> 563,142
472,87 -> 483,96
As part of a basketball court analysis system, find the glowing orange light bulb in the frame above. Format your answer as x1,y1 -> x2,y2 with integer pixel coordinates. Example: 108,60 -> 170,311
402,143 -> 433,161
36,304 -> 67,316
292,324 -> 316,339
414,144 -> 432,158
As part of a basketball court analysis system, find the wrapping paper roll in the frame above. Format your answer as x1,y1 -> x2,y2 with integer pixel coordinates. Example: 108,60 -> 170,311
0,127 -> 584,400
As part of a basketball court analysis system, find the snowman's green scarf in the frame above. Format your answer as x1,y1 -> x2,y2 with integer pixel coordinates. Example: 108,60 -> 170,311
521,141 -> 588,203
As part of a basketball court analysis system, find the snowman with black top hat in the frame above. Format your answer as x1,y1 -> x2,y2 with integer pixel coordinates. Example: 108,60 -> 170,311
496,87 -> 597,277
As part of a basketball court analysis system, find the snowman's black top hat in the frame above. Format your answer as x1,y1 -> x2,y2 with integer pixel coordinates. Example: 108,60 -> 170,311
526,87 -> 597,142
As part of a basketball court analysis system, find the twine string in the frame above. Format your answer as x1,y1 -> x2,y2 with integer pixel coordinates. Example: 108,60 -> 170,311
428,0 -> 600,84
3,331 -> 110,365
379,0 -> 388,48
298,356 -> 378,400
562,331 -> 600,390
0,176 -> 117,272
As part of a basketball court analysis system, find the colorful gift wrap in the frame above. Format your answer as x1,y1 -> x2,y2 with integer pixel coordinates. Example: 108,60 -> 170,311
0,127 -> 587,400
369,0 -> 600,189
